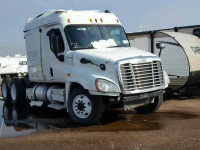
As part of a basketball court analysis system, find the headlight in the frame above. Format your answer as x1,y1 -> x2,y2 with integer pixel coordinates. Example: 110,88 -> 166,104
164,71 -> 170,88
95,79 -> 119,93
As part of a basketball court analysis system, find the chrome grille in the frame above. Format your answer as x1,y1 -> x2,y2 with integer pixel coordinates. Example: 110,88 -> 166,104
120,61 -> 164,92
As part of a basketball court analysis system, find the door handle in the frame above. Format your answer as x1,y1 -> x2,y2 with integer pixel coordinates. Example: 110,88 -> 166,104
50,67 -> 53,77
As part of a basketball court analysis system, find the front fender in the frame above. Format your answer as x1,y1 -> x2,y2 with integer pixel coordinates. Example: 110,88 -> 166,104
69,63 -> 121,96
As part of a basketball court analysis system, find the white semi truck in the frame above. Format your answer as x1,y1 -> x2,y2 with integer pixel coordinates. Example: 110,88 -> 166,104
1,10 -> 169,124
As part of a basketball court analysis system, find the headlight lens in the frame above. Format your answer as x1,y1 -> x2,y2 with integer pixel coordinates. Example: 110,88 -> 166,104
96,79 -> 119,92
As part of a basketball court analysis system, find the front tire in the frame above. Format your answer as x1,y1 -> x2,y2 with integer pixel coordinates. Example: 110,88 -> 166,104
68,88 -> 103,124
135,94 -> 163,114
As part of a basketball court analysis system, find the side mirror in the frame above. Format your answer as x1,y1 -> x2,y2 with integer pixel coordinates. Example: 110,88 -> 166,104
156,43 -> 165,49
80,58 -> 91,64
156,43 -> 165,57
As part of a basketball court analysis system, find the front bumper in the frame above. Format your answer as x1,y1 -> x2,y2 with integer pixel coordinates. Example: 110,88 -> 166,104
123,90 -> 163,102
122,90 -> 163,110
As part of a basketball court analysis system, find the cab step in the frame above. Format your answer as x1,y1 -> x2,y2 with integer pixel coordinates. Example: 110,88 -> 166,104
48,103 -> 66,110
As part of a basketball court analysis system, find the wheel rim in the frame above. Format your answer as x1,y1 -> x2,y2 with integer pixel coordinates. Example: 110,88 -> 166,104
11,84 -> 17,101
2,82 -> 8,98
72,94 -> 92,119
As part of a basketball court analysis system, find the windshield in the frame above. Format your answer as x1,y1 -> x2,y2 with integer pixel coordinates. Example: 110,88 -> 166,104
65,25 -> 130,50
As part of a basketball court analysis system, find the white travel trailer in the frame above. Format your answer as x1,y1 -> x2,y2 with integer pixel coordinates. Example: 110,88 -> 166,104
0,55 -> 27,78
155,25 -> 200,36
127,30 -> 200,92
1,10 -> 169,124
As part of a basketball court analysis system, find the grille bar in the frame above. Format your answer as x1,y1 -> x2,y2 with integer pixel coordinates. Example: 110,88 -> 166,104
120,61 -> 164,93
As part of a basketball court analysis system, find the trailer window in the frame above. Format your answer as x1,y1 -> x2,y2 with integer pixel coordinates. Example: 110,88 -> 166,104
48,29 -> 65,53
193,28 -> 200,38
19,61 -> 27,65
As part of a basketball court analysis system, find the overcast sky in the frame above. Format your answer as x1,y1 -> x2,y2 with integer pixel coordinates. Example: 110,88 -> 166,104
0,0 -> 200,56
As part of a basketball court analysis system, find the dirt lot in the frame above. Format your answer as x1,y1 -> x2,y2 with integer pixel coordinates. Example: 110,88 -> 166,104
0,97 -> 200,150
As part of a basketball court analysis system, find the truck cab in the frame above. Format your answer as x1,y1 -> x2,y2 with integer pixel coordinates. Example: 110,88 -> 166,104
1,10 -> 169,124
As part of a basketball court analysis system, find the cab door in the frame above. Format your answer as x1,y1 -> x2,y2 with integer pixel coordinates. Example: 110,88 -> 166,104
43,24 -> 70,82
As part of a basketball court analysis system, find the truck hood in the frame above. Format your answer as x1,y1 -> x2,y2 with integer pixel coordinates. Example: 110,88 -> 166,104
73,47 -> 158,64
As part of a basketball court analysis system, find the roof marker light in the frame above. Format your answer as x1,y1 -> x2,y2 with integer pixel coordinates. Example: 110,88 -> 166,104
100,18 -> 103,23
116,19 -> 119,23
90,18 -> 92,23
95,18 -> 97,23
67,19 -> 70,23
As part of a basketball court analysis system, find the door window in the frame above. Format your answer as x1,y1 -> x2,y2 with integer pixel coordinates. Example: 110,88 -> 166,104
47,28 -> 65,62
48,29 -> 65,54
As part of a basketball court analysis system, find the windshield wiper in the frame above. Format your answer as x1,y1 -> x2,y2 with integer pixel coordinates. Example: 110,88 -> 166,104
73,45 -> 94,50
107,45 -> 124,48
85,46 -> 94,49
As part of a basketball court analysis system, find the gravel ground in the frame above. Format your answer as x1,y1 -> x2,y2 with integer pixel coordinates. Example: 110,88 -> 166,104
0,97 -> 200,150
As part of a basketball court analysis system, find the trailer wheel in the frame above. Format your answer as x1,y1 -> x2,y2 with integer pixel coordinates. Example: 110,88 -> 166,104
10,78 -> 25,105
1,77 -> 12,102
68,88 -> 103,124
135,94 -> 163,114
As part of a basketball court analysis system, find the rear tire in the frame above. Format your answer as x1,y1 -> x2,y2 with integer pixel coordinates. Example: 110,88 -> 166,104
68,88 -> 103,124
3,102 -> 13,126
135,94 -> 163,114
10,78 -> 26,105
1,77 -> 11,102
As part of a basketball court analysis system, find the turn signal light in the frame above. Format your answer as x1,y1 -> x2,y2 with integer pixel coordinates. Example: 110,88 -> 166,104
67,19 -> 70,23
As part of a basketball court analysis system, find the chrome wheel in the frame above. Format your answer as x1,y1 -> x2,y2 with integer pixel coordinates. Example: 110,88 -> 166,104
72,94 -> 92,119
68,88 -> 103,124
